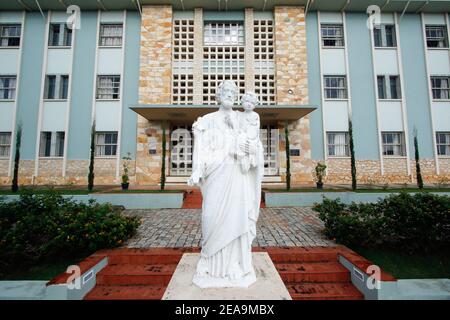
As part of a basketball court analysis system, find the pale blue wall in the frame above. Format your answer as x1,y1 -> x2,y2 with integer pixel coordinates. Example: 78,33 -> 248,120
345,13 -> 380,160
121,11 -> 140,159
399,14 -> 434,158
306,11 -> 324,160
15,12 -> 46,159
66,11 -> 98,160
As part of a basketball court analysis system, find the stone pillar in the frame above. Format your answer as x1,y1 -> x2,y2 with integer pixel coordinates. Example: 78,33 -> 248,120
274,6 -> 313,185
136,5 -> 173,185
245,8 -> 255,92
193,8 -> 203,105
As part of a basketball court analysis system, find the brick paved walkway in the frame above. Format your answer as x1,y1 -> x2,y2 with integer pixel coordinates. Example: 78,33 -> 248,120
123,207 -> 335,248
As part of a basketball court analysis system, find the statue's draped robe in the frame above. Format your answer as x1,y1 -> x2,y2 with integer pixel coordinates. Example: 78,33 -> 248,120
189,110 -> 264,288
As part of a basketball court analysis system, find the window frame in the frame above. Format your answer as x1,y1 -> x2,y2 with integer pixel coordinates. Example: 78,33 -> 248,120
0,76 -> 17,100
44,75 -> 69,100
96,75 -> 121,100
382,132 -> 406,156
321,24 -> 345,47
327,132 -> 350,157
203,22 -> 244,46
0,24 -> 21,47
95,132 -> 118,157
431,76 -> 450,100
377,75 -> 401,100
48,23 -> 72,47
0,132 -> 12,158
436,132 -> 450,156
99,24 -> 123,47
373,24 -> 397,48
39,131 -> 65,158
323,75 -> 348,100
425,25 -> 449,48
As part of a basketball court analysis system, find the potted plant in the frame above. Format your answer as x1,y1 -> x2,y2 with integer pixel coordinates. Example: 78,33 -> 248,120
314,162 -> 327,189
121,152 -> 131,190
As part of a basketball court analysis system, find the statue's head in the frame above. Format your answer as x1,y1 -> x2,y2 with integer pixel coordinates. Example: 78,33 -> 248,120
216,80 -> 238,110
241,91 -> 259,112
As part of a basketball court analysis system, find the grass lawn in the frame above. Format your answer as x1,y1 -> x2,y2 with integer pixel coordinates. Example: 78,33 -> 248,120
353,247 -> 450,279
0,256 -> 87,281
0,189 -> 95,195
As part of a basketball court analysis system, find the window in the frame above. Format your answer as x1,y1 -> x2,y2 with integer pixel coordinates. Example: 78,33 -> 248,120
431,76 -> 450,99
426,25 -> 448,48
327,132 -> 349,157
0,132 -> 11,157
436,132 -> 450,156
0,24 -> 21,47
374,24 -> 397,47
321,24 -> 344,47
382,132 -> 405,156
96,75 -> 120,100
204,22 -> 244,46
377,75 -> 401,99
44,75 -> 69,100
48,23 -> 72,46
99,24 -> 123,47
95,132 -> 118,156
39,131 -> 65,157
324,76 -> 347,99
0,76 -> 16,100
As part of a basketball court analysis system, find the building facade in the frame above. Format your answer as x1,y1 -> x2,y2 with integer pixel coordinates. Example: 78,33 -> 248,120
1,0 -> 450,187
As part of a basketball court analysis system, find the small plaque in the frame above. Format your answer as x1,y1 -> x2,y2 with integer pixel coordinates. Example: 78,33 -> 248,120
149,149 -> 157,155
290,149 -> 300,156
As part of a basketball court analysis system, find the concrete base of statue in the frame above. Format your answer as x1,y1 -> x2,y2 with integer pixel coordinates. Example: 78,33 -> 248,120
162,253 -> 292,300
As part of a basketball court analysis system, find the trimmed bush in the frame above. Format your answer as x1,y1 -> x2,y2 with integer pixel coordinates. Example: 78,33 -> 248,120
313,192 -> 450,252
0,190 -> 140,272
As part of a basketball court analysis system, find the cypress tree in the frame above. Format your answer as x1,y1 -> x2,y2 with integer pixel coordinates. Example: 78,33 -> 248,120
349,119 -> 357,190
414,130 -> 424,189
160,124 -> 166,191
285,121 -> 291,191
88,121 -> 96,192
11,123 -> 22,193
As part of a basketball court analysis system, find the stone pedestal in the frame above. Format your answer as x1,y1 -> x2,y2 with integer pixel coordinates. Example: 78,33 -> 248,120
162,253 -> 292,300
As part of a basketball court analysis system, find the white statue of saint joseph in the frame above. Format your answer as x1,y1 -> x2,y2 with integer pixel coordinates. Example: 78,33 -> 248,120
188,80 -> 264,288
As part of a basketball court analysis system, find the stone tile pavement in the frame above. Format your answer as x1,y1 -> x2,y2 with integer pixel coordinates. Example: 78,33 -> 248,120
123,207 -> 335,248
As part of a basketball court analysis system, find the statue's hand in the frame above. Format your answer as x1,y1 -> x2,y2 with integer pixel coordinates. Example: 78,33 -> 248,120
239,139 -> 257,155
188,170 -> 202,186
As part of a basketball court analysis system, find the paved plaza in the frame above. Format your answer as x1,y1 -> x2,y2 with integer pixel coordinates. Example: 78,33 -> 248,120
123,207 -> 335,248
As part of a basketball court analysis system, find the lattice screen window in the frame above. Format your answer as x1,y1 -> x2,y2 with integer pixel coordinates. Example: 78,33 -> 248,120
260,125 -> 279,175
170,125 -> 193,176
172,19 -> 194,105
253,19 -> 275,105
203,22 -> 245,105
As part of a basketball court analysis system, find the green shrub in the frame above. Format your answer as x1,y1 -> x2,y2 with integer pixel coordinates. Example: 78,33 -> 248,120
0,190 -> 140,272
313,192 -> 450,252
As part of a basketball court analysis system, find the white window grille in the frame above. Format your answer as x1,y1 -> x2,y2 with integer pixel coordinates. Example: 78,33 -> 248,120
39,131 -> 65,157
99,24 -> 123,47
324,76 -> 348,99
0,76 -> 16,100
382,132 -> 405,156
170,126 -> 192,176
436,132 -> 450,156
0,25 -> 21,47
327,132 -> 349,156
426,25 -> 448,48
172,19 -> 194,105
95,132 -> 118,156
96,75 -> 120,100
431,76 -> 450,100
0,132 -> 11,157
260,125 -> 279,175
321,24 -> 344,47
254,19 -> 276,105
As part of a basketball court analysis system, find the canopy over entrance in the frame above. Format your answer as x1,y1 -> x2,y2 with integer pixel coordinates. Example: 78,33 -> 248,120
130,104 -> 317,123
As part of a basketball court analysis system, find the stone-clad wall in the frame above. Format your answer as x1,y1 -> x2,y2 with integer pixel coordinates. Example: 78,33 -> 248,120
274,6 -> 313,184
135,5 -> 173,185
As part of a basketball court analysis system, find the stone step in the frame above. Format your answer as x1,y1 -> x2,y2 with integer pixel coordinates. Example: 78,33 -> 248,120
84,284 -> 165,300
96,264 -> 177,286
276,262 -> 350,283
286,282 -> 364,300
